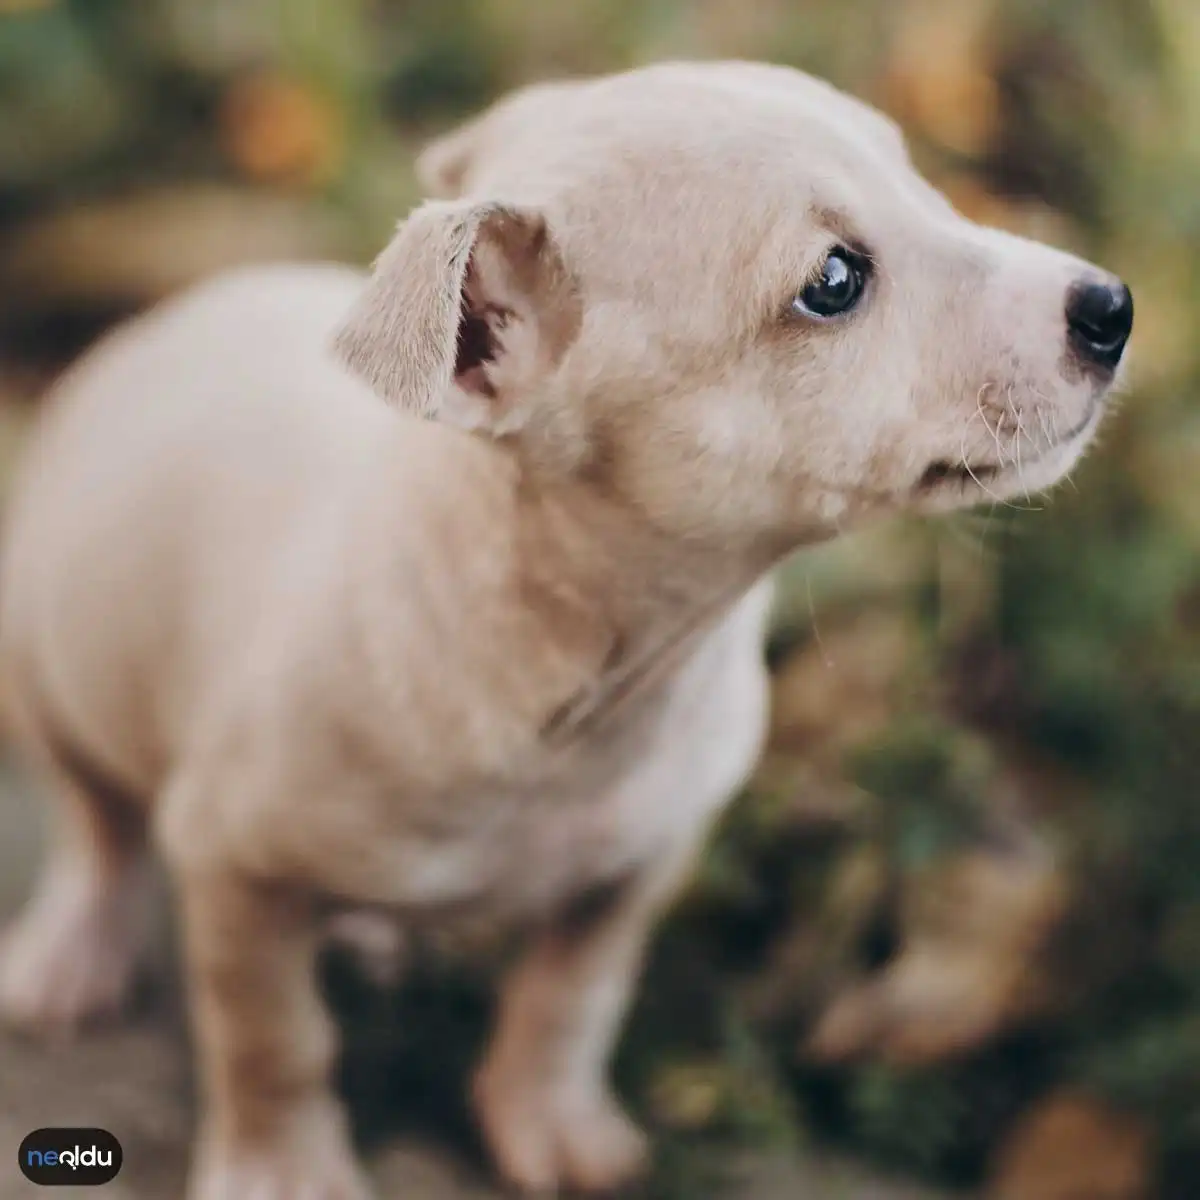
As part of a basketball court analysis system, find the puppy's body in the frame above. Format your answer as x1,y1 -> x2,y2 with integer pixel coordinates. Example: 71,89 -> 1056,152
0,61 -> 1131,1199
0,263 -> 773,1197
2,263 -> 770,916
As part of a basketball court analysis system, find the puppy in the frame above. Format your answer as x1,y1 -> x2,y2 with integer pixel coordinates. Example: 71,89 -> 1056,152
0,61 -> 1132,1198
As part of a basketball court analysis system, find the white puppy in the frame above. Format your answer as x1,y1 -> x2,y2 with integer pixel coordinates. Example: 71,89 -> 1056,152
0,61 -> 1131,1198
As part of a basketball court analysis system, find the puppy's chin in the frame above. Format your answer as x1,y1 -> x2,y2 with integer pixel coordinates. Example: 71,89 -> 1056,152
911,409 -> 1103,515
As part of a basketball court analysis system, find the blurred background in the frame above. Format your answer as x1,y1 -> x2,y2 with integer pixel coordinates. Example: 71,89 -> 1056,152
0,1 -> 1197,1198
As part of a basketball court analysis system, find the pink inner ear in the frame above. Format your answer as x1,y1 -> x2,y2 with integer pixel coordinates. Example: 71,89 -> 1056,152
453,255 -> 513,399
454,305 -> 496,397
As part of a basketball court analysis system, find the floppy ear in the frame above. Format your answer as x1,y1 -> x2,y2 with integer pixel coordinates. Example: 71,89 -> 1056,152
333,199 -> 580,429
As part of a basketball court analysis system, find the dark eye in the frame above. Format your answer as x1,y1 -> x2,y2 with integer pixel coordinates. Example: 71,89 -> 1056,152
791,248 -> 868,319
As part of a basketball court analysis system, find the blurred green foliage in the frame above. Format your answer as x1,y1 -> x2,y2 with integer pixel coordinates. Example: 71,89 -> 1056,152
1,0 -> 1198,1196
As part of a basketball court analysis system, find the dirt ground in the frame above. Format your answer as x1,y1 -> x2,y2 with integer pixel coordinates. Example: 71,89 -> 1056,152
0,762 -> 949,1200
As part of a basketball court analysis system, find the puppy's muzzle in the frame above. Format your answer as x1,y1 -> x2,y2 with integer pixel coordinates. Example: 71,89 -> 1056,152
1066,276 -> 1134,372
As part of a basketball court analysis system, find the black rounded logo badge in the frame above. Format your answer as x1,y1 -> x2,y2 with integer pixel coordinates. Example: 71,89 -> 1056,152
18,1129 -> 123,1187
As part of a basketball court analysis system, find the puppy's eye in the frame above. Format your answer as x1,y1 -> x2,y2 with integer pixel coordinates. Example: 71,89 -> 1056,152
791,248 -> 868,319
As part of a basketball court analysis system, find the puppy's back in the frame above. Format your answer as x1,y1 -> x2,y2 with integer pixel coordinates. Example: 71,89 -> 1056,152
0,264 -> 390,784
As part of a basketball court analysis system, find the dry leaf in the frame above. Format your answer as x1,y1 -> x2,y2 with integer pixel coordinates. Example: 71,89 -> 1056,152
988,1091 -> 1152,1200
219,71 -> 342,187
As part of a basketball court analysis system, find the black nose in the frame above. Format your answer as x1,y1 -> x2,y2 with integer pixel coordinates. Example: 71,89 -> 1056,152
1066,277 -> 1134,370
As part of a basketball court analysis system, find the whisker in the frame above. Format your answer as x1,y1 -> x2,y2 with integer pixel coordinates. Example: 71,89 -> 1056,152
959,434 -> 1026,510
1014,409 -> 1033,503
1035,403 -> 1055,452
976,384 -> 1007,465
805,574 -> 833,669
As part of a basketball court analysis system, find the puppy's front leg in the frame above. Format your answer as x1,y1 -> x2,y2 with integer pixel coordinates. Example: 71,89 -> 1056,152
474,845 -> 698,1195
175,864 -> 372,1200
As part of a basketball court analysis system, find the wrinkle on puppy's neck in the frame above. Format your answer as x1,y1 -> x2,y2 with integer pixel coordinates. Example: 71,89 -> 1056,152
512,470 -> 770,745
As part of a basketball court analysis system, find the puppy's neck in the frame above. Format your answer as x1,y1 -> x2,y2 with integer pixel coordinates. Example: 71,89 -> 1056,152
512,468 -> 771,743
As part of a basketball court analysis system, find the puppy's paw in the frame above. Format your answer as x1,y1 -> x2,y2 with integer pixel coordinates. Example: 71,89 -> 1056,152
189,1124 -> 374,1200
474,1065 -> 649,1195
0,884 -> 136,1035
189,1160 -> 373,1200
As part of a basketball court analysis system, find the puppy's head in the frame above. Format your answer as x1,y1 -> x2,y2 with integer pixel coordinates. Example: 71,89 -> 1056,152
335,61 -> 1132,549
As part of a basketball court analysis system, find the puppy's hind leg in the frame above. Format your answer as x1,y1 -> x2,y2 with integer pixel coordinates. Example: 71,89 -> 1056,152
0,721 -> 150,1035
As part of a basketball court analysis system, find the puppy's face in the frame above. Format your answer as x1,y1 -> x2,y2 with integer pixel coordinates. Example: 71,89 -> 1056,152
337,62 -> 1132,550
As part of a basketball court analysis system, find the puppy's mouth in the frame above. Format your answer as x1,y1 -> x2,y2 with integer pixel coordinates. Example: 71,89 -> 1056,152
916,458 -> 1001,491
915,402 -> 1100,496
